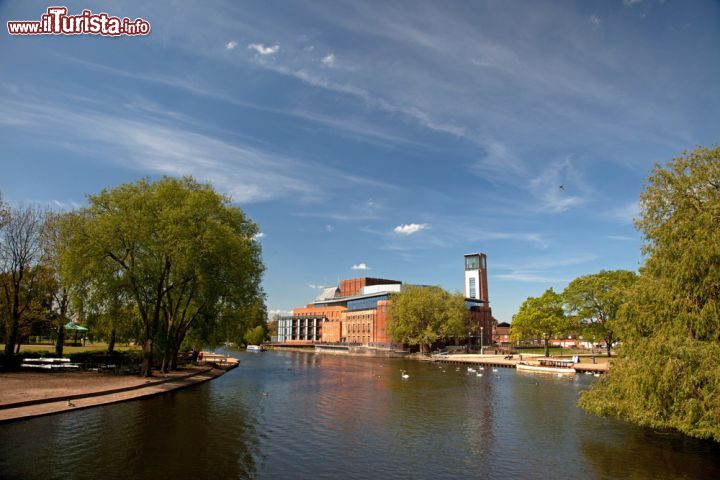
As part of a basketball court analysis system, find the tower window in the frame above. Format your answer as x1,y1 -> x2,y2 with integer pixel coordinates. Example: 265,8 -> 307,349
469,277 -> 477,298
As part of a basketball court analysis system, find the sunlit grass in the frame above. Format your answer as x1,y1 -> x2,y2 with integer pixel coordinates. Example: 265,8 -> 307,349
1,342 -> 141,355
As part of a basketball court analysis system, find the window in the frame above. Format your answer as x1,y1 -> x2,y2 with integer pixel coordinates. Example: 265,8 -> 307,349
465,255 -> 480,270
469,277 -> 477,298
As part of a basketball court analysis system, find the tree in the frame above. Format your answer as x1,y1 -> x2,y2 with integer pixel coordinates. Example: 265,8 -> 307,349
579,146 -> 720,442
511,288 -> 571,357
1,206 -> 45,356
40,213 -> 73,356
59,177 -> 264,375
387,286 -> 471,354
564,270 -> 638,357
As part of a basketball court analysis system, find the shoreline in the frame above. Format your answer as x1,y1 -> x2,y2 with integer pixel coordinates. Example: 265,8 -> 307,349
0,366 -> 228,424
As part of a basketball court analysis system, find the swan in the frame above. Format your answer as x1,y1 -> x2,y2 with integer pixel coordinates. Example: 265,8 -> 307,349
401,370 -> 409,379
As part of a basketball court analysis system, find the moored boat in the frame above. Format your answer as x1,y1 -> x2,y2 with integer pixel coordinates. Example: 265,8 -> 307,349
516,357 -> 576,375
246,344 -> 266,352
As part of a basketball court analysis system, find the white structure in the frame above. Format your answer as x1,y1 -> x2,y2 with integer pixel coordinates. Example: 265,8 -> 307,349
464,253 -> 488,302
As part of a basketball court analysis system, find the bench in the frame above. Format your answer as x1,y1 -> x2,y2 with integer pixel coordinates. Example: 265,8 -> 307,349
21,357 -> 80,370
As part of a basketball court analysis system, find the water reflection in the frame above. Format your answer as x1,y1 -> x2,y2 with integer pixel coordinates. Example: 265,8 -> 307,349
2,351 -> 719,480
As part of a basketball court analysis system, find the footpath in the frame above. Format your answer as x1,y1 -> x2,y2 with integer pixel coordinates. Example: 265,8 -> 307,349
0,366 -> 226,424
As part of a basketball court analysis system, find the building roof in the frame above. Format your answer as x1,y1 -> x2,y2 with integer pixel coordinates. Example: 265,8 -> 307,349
314,286 -> 340,302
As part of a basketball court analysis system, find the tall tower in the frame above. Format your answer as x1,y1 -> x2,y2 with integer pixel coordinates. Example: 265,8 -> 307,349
464,253 -> 488,302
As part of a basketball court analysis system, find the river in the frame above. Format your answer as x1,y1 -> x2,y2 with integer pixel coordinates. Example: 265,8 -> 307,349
1,350 -> 718,479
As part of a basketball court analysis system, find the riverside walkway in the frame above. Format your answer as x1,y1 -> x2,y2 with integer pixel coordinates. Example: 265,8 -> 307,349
430,353 -> 610,373
0,366 -> 227,424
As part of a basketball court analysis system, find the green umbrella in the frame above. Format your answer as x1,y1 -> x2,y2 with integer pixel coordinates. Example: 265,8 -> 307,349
64,322 -> 88,331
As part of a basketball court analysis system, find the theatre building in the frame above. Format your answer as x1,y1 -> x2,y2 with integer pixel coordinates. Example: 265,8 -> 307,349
277,253 -> 493,349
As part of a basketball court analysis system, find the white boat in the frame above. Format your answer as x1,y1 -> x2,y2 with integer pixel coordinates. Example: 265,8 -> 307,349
516,358 -> 576,375
246,344 -> 266,352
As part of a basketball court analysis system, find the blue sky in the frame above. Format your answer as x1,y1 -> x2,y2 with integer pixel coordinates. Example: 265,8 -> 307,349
1,0 -> 719,322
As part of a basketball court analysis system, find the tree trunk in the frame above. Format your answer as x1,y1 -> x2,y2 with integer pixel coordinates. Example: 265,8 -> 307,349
107,328 -> 116,354
605,335 -> 612,357
544,337 -> 550,357
4,312 -> 19,357
141,336 -> 153,377
55,325 -> 64,357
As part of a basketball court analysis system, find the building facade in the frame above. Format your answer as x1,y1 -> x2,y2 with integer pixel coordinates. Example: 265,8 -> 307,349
278,253 -> 494,349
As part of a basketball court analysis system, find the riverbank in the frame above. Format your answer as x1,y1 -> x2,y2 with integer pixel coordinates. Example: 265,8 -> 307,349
0,366 -> 227,424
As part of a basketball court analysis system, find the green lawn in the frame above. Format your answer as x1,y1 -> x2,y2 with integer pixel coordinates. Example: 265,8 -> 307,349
1,342 -> 141,355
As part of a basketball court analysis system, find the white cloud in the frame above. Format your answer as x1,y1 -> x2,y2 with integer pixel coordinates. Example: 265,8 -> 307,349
253,232 -> 266,240
225,41 -> 237,50
590,15 -> 602,28
605,235 -> 634,241
393,223 -> 428,235
269,309 -> 291,316
352,263 -> 370,270
248,43 -> 279,55
623,0 -> 642,5
321,53 -> 336,66
326,224 -> 334,232
308,284 -> 327,289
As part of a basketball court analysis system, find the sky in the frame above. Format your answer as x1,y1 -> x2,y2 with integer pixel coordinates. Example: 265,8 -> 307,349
1,0 -> 719,322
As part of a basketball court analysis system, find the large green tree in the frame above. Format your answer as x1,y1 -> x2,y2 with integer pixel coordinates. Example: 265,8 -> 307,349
580,146 -> 720,442
511,288 -> 571,357
60,177 -> 265,375
564,270 -> 638,357
387,285 -> 471,354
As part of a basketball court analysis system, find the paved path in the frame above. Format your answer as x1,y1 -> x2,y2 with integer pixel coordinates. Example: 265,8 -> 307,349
0,367 -> 226,424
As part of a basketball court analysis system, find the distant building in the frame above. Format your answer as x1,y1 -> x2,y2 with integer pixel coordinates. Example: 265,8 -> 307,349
493,322 -> 511,345
277,253 -> 494,350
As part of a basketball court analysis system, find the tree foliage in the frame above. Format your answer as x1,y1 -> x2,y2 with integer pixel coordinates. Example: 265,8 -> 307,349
387,286 -> 471,353
0,205 -> 45,356
564,270 -> 638,356
511,288 -> 571,357
59,177 -> 265,375
579,146 -> 720,442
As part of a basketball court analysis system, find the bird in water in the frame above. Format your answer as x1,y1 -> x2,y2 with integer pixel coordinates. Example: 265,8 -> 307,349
401,370 -> 409,379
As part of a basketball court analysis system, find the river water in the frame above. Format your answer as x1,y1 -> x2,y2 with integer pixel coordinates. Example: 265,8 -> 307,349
1,350 -> 718,479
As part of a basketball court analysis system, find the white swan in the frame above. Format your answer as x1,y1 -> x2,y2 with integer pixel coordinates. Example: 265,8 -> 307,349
401,370 -> 410,379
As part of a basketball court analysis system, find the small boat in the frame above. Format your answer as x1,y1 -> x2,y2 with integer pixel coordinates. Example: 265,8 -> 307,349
516,358 -> 576,375
246,345 -> 266,352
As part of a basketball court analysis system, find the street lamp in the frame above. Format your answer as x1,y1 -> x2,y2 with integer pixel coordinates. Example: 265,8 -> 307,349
480,326 -> 484,355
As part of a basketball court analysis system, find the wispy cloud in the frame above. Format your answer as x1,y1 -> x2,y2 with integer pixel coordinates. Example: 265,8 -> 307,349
605,235 -> 634,241
351,263 -> 370,270
607,201 -> 640,225
0,92 -> 396,204
225,40 -> 238,50
248,43 -> 279,55
308,284 -> 328,289
590,14 -> 602,28
529,157 -> 589,213
253,232 -> 266,240
393,223 -> 428,235
623,0 -> 642,5
326,224 -> 335,233
321,53 -> 336,66
494,271 -> 569,283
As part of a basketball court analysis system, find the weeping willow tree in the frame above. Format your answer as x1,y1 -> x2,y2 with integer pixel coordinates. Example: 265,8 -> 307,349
579,146 -> 720,442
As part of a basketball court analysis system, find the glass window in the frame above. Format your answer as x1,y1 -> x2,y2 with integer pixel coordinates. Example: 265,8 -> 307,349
465,255 -> 480,270
469,277 -> 477,298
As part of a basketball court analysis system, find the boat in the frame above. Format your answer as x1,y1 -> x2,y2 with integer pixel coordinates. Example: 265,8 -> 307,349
246,344 -> 266,352
198,351 -> 240,370
516,357 -> 576,375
